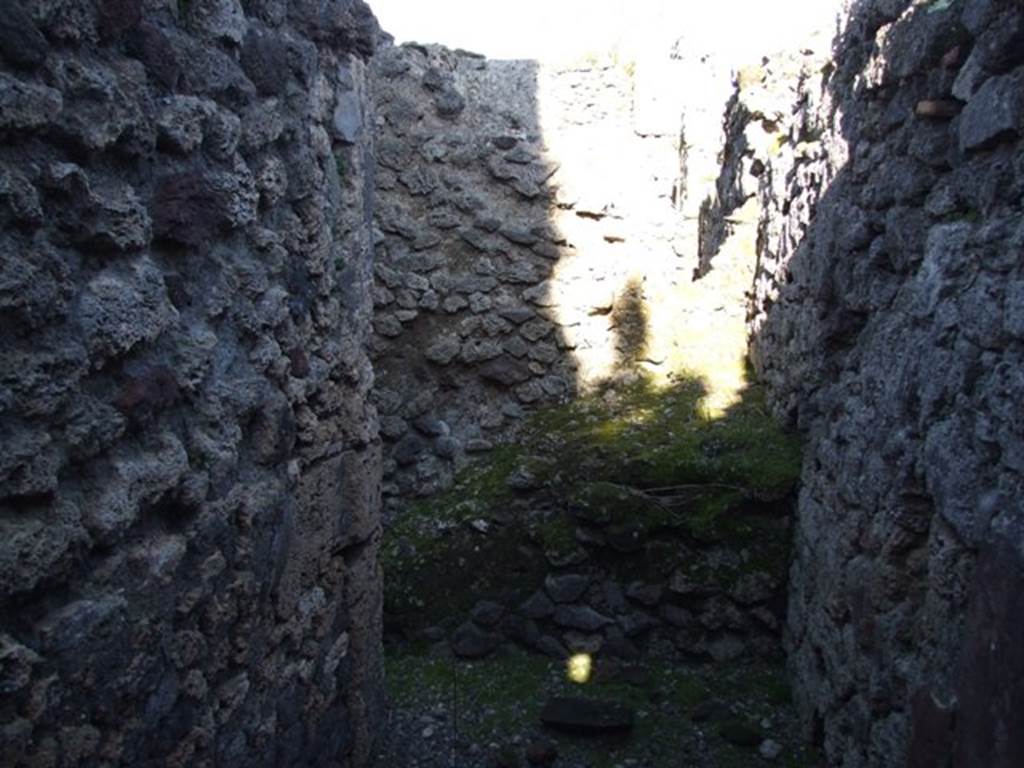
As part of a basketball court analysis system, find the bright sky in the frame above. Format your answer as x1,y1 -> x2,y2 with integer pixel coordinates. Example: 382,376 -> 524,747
369,0 -> 843,61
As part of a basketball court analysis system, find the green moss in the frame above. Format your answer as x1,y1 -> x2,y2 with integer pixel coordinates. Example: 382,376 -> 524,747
382,372 -> 801,639
517,375 -> 801,504
384,651 -> 819,768
569,482 -> 669,528
534,516 -> 577,560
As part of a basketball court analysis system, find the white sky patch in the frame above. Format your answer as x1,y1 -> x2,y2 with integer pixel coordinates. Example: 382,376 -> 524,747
369,0 -> 845,61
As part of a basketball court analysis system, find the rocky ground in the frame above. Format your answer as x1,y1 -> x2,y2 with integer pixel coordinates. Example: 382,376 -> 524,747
372,367 -> 812,767
371,646 -> 820,768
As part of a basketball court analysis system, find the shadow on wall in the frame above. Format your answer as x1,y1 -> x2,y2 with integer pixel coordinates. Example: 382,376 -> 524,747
369,47 -> 708,513
371,35 -> 812,692
725,0 -> 1024,764
608,276 -> 650,372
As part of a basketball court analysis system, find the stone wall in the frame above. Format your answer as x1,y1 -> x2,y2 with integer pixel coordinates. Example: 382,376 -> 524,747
709,0 -> 1024,764
0,1 -> 385,766
369,44 -> 697,511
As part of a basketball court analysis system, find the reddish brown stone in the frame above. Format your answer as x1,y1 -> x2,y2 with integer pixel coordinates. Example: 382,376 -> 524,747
915,100 -> 961,119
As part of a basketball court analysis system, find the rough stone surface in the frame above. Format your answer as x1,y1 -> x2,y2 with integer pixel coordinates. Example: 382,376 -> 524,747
369,45 -> 693,511
0,2 -> 384,767
708,1 -> 1024,765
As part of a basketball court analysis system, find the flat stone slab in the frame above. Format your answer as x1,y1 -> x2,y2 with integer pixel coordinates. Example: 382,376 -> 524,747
539,696 -> 635,735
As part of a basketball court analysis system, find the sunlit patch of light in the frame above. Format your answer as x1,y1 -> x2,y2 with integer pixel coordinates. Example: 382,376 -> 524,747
567,653 -> 593,684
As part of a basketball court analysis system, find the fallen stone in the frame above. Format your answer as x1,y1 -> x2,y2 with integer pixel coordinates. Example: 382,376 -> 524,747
539,696 -> 634,735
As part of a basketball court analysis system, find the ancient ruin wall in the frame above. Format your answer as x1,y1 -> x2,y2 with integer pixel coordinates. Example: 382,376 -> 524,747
369,44 -> 708,510
713,0 -> 1024,764
0,1 -> 385,765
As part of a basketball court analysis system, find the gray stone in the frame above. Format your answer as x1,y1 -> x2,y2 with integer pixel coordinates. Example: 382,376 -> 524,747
626,582 -> 662,607
0,3 -> 48,69
0,73 -> 62,132
951,50 -> 988,101
553,606 -> 613,632
499,306 -> 535,325
479,355 -> 532,385
79,260 -> 175,358
425,335 -> 461,365
502,336 -> 530,358
434,86 -> 465,117
535,634 -> 568,659
759,739 -> 783,761
460,228 -> 494,254
618,611 -> 663,640
501,226 -> 539,246
434,436 -> 459,460
520,590 -> 555,620
471,600 -> 505,628
333,89 -> 363,144
974,10 -> 1024,74
393,434 -> 425,466
460,339 -> 502,363
544,573 -> 589,603
959,70 -> 1024,152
